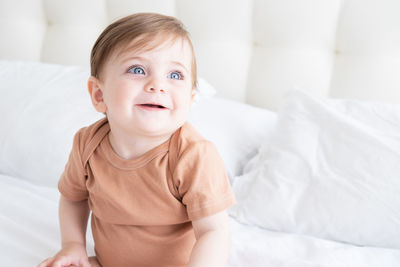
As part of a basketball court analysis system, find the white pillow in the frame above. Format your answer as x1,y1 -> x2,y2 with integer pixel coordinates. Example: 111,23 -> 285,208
0,60 -> 103,187
0,60 -> 276,187
230,90 -> 400,249
188,97 -> 277,182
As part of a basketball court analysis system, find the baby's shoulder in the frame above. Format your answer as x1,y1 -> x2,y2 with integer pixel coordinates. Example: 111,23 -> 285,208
72,117 -> 109,154
178,122 -> 204,141
172,122 -> 216,156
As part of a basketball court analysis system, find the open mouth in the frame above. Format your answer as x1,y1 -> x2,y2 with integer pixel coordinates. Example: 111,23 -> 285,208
137,103 -> 167,109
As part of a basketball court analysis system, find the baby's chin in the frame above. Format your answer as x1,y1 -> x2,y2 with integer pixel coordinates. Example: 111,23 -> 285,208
136,120 -> 185,138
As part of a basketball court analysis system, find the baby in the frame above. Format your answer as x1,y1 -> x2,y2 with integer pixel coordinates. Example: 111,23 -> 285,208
38,13 -> 235,267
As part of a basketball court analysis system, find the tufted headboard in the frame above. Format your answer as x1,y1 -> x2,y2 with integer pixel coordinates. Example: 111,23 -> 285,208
1,0 -> 400,109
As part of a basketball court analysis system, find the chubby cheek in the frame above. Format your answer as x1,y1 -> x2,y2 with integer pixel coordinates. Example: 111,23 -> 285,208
174,90 -> 194,114
104,82 -> 136,112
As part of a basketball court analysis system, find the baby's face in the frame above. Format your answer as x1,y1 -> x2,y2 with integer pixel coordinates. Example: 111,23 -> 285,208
97,38 -> 195,138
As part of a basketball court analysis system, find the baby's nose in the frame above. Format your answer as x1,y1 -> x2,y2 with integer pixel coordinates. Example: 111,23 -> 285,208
146,86 -> 167,93
145,78 -> 168,93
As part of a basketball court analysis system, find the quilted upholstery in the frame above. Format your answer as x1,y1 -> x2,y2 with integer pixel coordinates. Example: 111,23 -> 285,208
1,0 -> 399,108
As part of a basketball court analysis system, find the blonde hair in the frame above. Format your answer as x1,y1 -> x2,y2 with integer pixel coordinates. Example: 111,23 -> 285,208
90,13 -> 197,88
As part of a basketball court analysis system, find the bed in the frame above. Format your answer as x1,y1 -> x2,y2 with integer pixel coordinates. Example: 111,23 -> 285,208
1,1 -> 400,266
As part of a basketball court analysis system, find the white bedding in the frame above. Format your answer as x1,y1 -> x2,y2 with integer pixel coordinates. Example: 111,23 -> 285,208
1,61 -> 400,267
2,173 -> 400,267
230,91 -> 400,250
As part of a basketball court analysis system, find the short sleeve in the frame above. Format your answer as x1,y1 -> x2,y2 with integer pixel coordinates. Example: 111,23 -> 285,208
58,129 -> 89,201
173,140 -> 236,221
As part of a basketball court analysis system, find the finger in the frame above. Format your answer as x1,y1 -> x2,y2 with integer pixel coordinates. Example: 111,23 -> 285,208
52,257 -> 72,267
37,257 -> 54,267
54,256 -> 85,267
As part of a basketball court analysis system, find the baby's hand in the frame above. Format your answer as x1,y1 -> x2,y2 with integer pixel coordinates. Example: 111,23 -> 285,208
37,242 -> 90,267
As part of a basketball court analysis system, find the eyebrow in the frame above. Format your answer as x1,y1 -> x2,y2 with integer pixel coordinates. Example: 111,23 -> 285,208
171,61 -> 189,73
120,56 -> 147,65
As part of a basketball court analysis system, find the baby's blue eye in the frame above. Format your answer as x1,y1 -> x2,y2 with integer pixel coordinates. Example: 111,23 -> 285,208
128,66 -> 145,75
169,72 -> 182,80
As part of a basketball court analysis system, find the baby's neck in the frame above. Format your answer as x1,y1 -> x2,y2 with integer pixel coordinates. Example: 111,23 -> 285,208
108,130 -> 171,160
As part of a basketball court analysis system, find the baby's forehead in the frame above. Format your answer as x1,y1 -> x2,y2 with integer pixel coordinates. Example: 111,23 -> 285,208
112,36 -> 193,65
125,36 -> 189,54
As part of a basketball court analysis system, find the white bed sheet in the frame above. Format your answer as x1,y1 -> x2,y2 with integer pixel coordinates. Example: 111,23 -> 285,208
1,174 -> 400,267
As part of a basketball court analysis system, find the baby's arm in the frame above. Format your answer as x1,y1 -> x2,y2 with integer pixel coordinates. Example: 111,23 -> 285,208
38,195 -> 91,267
187,210 -> 232,267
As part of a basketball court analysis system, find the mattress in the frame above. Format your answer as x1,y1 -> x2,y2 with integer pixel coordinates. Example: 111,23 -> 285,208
1,174 -> 399,267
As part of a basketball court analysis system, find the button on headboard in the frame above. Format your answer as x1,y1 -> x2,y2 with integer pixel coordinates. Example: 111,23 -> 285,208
1,0 -> 399,109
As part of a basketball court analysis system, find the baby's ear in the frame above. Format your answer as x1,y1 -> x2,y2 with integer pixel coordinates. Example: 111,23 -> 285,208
88,76 -> 107,113
191,87 -> 197,102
